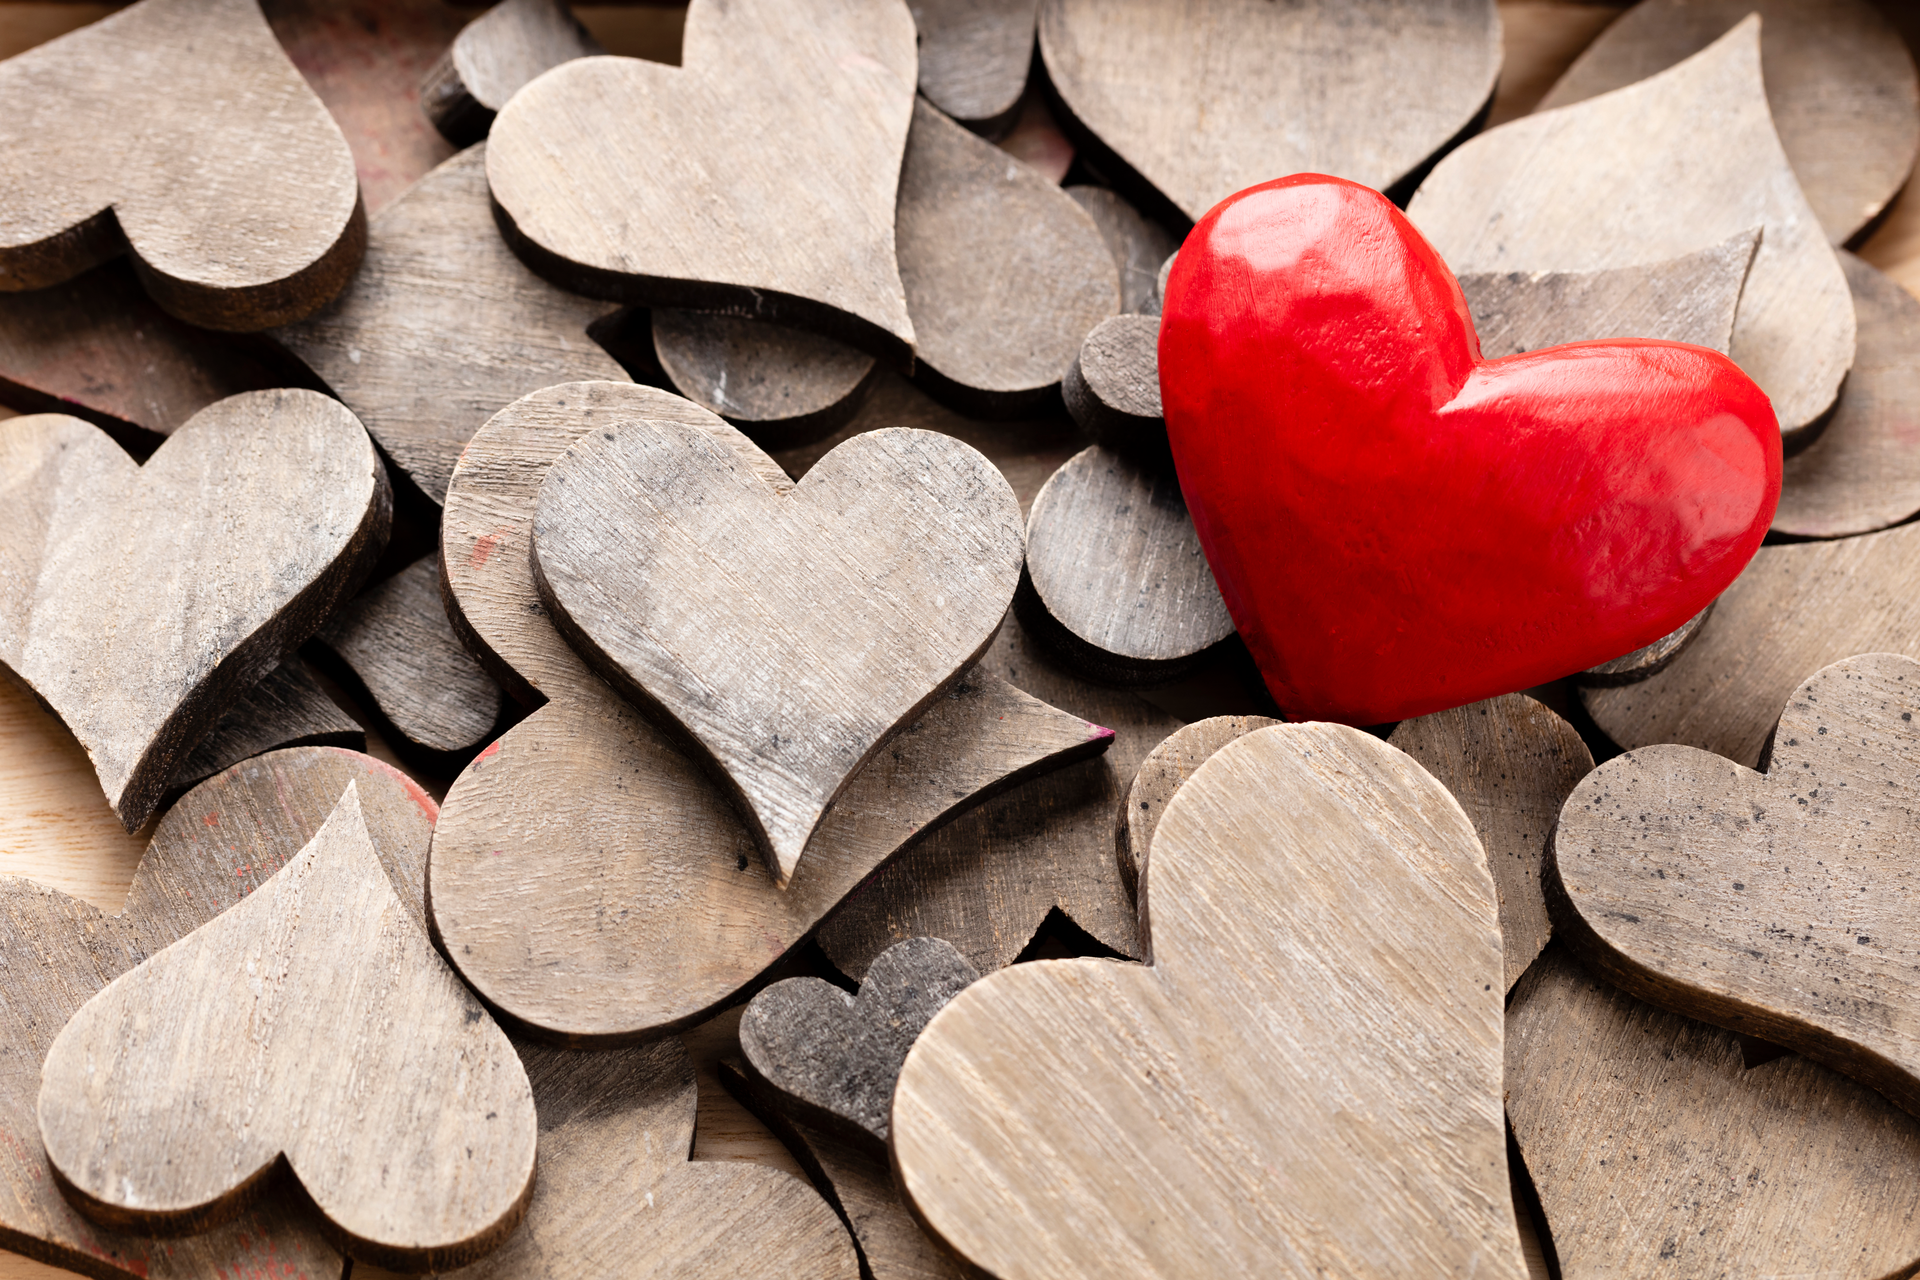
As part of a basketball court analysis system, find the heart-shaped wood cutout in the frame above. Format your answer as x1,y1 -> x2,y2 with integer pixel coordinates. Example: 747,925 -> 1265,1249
39,782 -> 538,1270
1553,651 -> 1920,1118
533,421 -> 1023,885
0,0 -> 364,330
0,390 -> 389,831
892,723 -> 1523,1278
486,0 -> 918,364
741,936 -> 978,1154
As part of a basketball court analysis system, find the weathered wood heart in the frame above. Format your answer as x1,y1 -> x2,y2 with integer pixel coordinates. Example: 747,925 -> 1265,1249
740,936 -> 977,1154
167,658 -> 362,794
0,390 -> 389,832
486,0 -> 919,363
532,419 -> 1024,885
912,0 -> 1038,132
892,723 -> 1523,1278
421,0 -> 601,146
38,782 -> 537,1270
1068,187 -> 1177,318
1553,651 -> 1920,1118
0,0 -> 363,330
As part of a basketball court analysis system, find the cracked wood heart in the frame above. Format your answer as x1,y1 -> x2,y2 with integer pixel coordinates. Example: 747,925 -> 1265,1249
531,419 -> 1024,886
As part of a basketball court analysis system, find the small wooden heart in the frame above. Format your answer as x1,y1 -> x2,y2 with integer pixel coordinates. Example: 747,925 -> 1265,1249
1553,650 -> 1920,1118
533,420 -> 1023,885
893,723 -> 1523,1278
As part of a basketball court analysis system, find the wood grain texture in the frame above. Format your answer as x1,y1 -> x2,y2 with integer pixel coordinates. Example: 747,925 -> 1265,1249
892,723 -> 1522,1280
1067,186 -> 1177,317
422,0 -> 601,147
1120,714 -> 1279,900
275,143 -> 629,505
651,309 -> 877,452
487,0 -> 919,365
1019,445 -> 1233,685
897,97 -> 1118,417
39,783 -> 536,1270
1038,0 -> 1501,223
911,0 -> 1037,132
441,1039 -> 858,1280
817,612 -> 1182,981
1775,251 -> 1920,538
1389,693 -> 1593,991
533,419 -> 1025,885
1538,0 -> 1920,246
0,0 -> 364,330
0,390 -> 389,831
1510,945 -> 1920,1280
1581,522 -> 1920,768
1061,314 -> 1165,465
740,936 -> 977,1154
167,657 -> 363,794
1456,228 -> 1756,360
1577,604 -> 1712,687
1554,652 -> 1920,1120
1411,18 -> 1854,436
310,554 -> 503,773
1,744 -> 439,1280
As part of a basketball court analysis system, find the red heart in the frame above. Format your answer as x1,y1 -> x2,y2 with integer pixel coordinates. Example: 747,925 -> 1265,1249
1160,175 -> 1780,725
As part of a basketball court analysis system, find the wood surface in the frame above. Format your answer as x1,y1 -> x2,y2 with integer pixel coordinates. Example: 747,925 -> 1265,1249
167,657 -> 363,794
1577,603 -> 1712,687
38,783 -> 535,1271
532,419 -> 1025,886
486,0 -> 920,365
0,0 -> 364,330
1410,18 -> 1854,436
1538,0 -> 1920,246
441,1038 -> 858,1279
739,936 -> 977,1154
892,723 -> 1521,1280
1554,652 -> 1920,1120
275,143 -> 629,506
995,87 -> 1075,185
1581,522 -> 1920,767
817,612 -> 1183,981
911,0 -> 1037,133
422,0 -> 600,147
0,390 -> 389,832
897,97 -> 1118,417
1119,714 -> 1278,899
1389,693 -> 1593,991
1066,186 -> 1177,317
1061,314 -> 1165,464
1509,945 -> 1920,1279
1775,250 -> 1920,537
651,308 -> 877,451
1038,0 -> 1501,224
309,554 -> 503,773
1019,445 -> 1234,685
1456,229 -> 1755,360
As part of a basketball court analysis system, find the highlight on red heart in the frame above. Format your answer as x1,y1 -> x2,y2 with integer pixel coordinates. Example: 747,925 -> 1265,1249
1159,174 -> 1781,726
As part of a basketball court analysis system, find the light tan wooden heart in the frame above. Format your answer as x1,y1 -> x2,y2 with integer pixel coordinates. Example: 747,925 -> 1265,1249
0,0 -> 363,330
532,420 -> 1024,885
0,390 -> 388,832
893,723 -> 1523,1279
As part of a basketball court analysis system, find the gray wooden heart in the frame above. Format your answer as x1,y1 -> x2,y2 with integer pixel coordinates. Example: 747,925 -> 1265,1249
0,389 -> 388,832
532,421 -> 1023,885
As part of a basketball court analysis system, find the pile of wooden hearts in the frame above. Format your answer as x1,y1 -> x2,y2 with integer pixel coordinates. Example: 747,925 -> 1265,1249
4,0 -> 1920,1276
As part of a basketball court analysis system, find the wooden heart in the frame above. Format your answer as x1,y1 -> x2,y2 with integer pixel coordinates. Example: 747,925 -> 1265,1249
1038,0 -> 1500,223
486,0 -> 919,364
422,0 -> 601,146
0,0 -> 363,330
533,420 -> 1024,885
1410,18 -> 1855,435
741,936 -> 978,1153
1068,186 -> 1177,318
892,723 -> 1523,1278
1553,651 -> 1920,1117
39,781 -> 536,1270
913,0 -> 1038,132
168,658 -> 362,794
651,308 -> 878,450
0,390 -> 389,831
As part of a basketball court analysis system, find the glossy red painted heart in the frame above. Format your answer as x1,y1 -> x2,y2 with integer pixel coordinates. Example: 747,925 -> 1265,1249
1159,175 -> 1780,725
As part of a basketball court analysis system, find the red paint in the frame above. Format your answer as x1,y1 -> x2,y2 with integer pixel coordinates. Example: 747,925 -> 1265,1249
476,738 -> 503,763
326,746 -> 440,822
202,812 -> 220,828
469,531 -> 504,569
1159,175 -> 1780,725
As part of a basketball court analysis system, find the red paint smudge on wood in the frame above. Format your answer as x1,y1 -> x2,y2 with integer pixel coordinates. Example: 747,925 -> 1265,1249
469,531 -> 503,569
203,811 -> 220,827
